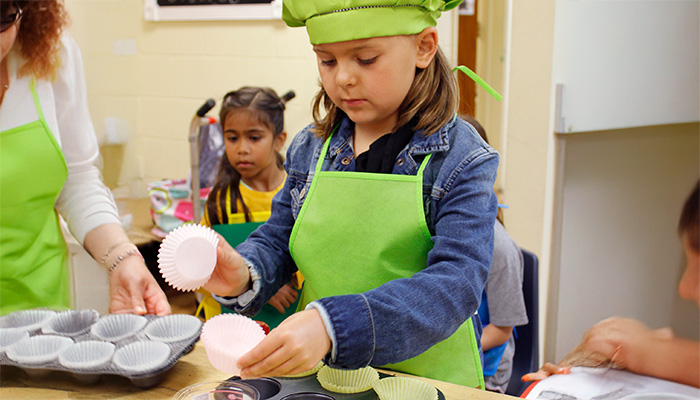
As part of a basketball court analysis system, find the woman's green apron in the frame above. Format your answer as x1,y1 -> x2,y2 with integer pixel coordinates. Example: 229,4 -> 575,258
289,137 -> 484,388
0,79 -> 70,315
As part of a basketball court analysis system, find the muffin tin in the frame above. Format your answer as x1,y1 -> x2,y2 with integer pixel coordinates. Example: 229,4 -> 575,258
218,373 -> 446,400
0,308 -> 202,388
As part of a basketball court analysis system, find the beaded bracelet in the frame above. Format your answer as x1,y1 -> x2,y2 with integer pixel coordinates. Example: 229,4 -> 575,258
100,241 -> 131,265
108,248 -> 143,273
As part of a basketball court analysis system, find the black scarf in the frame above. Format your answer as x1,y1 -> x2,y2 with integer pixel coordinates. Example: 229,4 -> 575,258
355,122 -> 415,173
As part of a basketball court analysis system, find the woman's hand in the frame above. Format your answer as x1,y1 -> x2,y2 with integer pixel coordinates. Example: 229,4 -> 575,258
202,235 -> 251,298
237,309 -> 331,379
83,223 -> 170,315
267,284 -> 299,314
109,256 -> 171,315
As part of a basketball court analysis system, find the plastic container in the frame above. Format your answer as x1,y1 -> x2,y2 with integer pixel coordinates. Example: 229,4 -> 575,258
280,393 -> 335,400
174,380 -> 261,400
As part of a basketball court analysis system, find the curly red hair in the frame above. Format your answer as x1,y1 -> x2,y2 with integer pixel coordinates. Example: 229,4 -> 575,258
15,0 -> 69,80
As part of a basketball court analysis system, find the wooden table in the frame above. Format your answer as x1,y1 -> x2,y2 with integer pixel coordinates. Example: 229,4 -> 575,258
0,343 -> 516,399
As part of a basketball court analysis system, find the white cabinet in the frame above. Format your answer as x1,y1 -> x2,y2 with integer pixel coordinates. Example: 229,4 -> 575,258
62,226 -> 110,314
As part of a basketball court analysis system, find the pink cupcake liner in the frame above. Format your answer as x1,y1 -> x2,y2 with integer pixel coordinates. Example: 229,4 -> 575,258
201,314 -> 266,375
158,224 -> 219,292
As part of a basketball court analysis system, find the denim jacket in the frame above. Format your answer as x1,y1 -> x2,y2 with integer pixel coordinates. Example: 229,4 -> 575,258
216,115 -> 499,369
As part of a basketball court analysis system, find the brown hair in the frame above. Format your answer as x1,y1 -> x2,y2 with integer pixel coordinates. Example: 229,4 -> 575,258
678,179 -> 699,251
311,45 -> 457,139
15,0 -> 69,80
206,87 -> 288,225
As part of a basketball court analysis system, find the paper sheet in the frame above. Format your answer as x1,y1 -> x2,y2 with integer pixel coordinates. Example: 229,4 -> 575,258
525,367 -> 700,400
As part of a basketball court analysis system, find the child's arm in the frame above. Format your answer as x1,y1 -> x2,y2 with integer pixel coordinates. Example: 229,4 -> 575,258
579,317 -> 700,387
481,221 -> 528,352
237,309 -> 331,379
482,324 -> 513,351
523,317 -> 700,388
267,283 -> 299,314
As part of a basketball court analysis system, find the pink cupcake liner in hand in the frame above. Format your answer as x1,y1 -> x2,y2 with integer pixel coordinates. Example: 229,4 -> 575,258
158,224 -> 219,292
201,314 -> 266,375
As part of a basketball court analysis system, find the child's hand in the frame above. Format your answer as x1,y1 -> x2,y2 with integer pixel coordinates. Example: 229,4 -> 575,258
237,309 -> 331,379
203,235 -> 251,298
521,363 -> 570,382
578,317 -> 656,371
267,283 -> 299,314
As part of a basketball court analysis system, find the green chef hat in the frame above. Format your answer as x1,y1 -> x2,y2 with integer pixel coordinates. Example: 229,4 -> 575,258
283,0 -> 463,45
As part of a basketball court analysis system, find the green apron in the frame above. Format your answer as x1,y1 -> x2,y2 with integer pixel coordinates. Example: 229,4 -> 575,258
0,79 -> 70,315
289,137 -> 484,388
212,222 -> 301,329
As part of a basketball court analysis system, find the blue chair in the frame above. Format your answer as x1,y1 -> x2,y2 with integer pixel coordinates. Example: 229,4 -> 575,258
505,248 -> 539,396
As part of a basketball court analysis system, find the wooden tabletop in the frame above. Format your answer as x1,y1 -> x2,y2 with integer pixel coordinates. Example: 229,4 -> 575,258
0,342 -> 516,399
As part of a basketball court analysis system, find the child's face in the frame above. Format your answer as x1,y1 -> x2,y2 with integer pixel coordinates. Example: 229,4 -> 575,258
313,34 -> 426,136
679,233 -> 700,307
222,110 -> 285,182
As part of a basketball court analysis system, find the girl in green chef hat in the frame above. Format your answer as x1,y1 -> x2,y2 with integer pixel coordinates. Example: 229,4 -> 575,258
203,0 -> 500,388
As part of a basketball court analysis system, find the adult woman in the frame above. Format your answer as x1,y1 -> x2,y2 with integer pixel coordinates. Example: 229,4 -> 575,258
0,0 -> 170,316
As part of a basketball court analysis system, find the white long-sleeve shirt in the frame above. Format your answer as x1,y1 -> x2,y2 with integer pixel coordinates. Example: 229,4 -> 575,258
0,34 -> 120,243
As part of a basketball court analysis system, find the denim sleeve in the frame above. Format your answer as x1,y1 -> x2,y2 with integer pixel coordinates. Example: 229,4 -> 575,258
314,149 -> 500,368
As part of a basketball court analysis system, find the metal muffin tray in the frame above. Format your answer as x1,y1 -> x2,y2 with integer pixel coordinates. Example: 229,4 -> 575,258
0,308 -> 201,388
225,372 -> 446,400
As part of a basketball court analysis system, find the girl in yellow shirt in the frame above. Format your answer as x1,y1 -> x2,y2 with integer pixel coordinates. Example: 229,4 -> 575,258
200,87 -> 299,326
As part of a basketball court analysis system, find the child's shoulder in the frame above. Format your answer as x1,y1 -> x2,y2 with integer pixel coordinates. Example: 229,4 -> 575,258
433,117 -> 499,165
451,118 -> 496,152
287,123 -> 325,156
285,123 -> 325,167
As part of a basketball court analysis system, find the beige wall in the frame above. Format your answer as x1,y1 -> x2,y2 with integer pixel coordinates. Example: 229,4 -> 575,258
64,0 -> 458,197
474,0 -> 506,190
65,0 -> 315,195
499,0 -> 557,361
